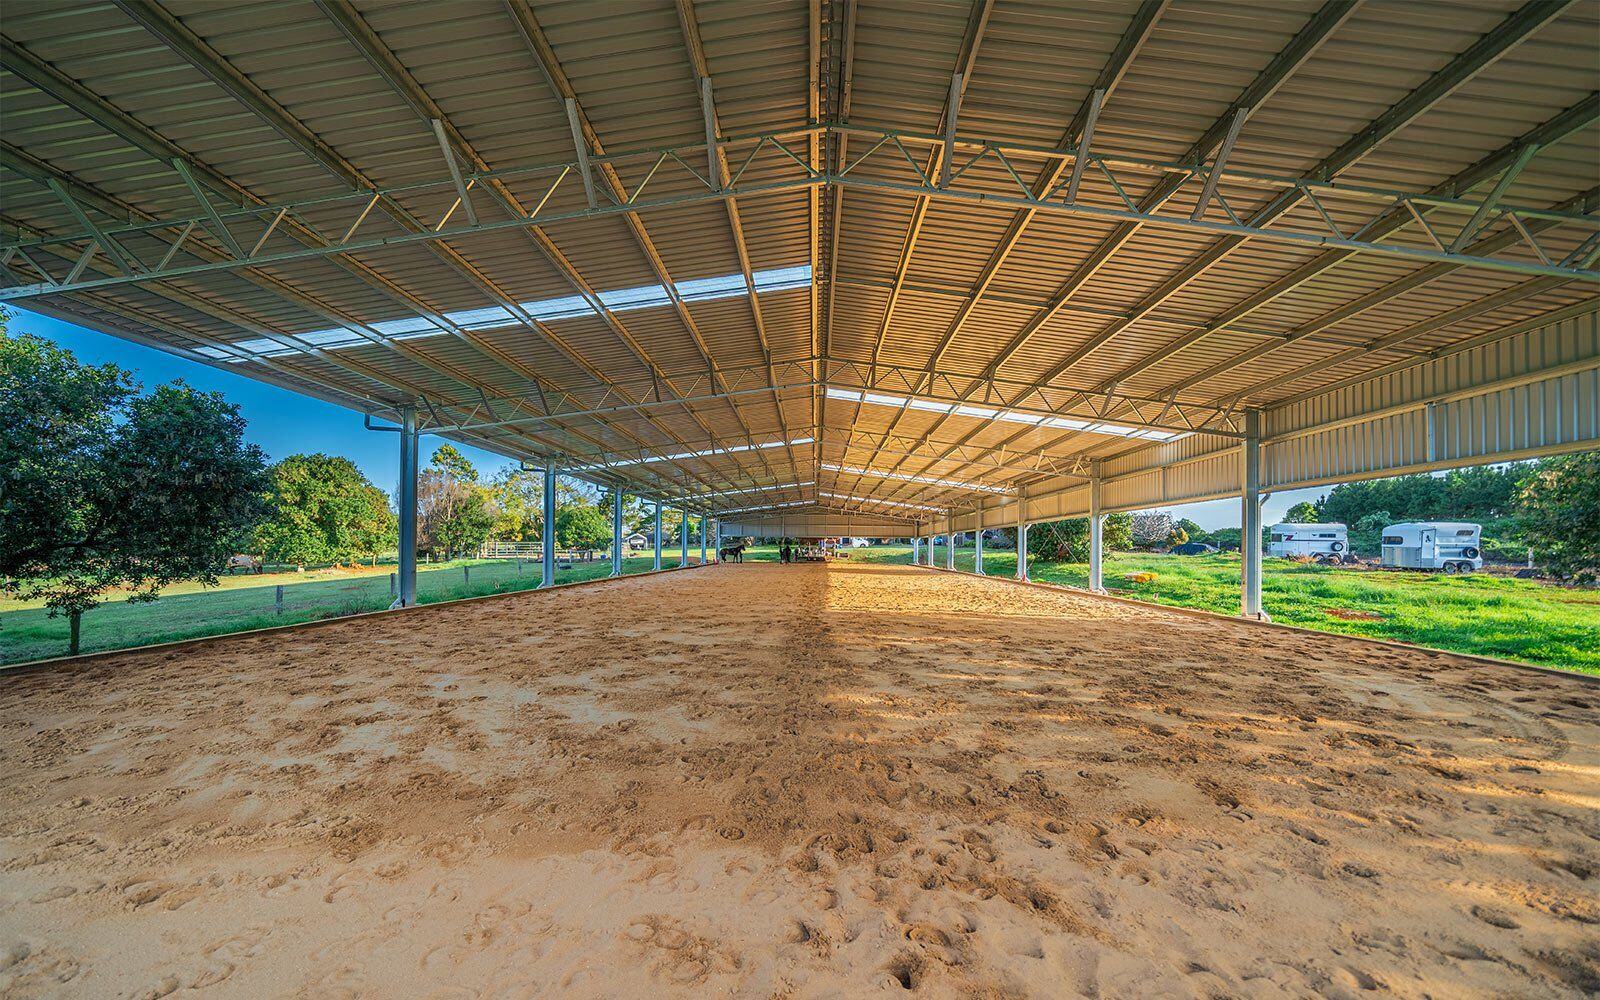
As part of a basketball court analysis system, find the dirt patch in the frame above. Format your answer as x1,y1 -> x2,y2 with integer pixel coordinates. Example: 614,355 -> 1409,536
2,562 -> 1594,998
1326,607 -> 1386,621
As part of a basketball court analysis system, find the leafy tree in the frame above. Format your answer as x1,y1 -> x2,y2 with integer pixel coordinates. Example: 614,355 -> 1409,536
255,454 -> 396,568
429,444 -> 477,484
1027,513 -> 1133,562
1350,511 -> 1394,557
1515,453 -> 1600,581
666,511 -> 704,545
415,447 -> 501,559
557,501 -> 612,550
1314,466 -> 1526,526
1174,518 -> 1208,544
487,467 -> 541,541
1,327 -> 267,653
1208,527 -> 1242,551
1283,501 -> 1319,522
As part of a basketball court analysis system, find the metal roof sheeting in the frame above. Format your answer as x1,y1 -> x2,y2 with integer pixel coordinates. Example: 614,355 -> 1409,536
3,0 -> 1596,521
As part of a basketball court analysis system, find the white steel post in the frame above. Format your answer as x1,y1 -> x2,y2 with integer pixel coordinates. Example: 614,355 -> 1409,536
1089,467 -> 1105,594
699,515 -> 707,564
911,531 -> 920,565
611,489 -> 623,577
1241,409 -> 1268,620
974,501 -> 984,575
396,406 -> 418,608
653,502 -> 663,570
946,514 -> 955,570
680,509 -> 689,567
541,465 -> 557,588
1015,488 -> 1028,581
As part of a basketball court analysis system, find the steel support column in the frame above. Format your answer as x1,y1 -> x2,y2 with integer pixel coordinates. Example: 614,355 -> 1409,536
946,514 -> 956,570
1088,469 -> 1104,594
1015,489 -> 1028,581
912,532 -> 921,565
396,406 -> 418,608
542,465 -> 557,588
1241,410 -> 1267,620
700,515 -> 708,565
680,509 -> 690,567
611,489 -> 624,577
973,500 -> 984,576
653,502 -> 663,570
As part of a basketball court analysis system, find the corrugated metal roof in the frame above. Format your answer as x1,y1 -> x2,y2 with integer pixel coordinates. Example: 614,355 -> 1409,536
2,0 -> 1595,520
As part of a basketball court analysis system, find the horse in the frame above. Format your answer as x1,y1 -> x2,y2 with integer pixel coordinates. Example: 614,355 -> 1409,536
226,553 -> 264,575
718,541 -> 747,563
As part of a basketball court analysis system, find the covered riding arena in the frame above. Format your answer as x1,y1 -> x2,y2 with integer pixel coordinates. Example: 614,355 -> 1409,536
2,1 -> 1598,996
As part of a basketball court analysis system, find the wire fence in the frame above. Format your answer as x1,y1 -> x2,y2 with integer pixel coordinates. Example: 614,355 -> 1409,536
1,554 -> 707,665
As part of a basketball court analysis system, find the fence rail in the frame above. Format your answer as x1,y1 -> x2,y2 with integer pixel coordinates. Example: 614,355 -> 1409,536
1,556 -> 708,665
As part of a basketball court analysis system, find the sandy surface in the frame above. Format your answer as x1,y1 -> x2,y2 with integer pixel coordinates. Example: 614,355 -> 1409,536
1,562 -> 1597,998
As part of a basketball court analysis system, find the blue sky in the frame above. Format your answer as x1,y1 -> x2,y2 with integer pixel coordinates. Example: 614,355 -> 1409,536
10,308 -> 521,492
10,306 -> 1325,529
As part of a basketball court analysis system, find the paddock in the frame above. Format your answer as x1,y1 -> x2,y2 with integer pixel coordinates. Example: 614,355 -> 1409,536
2,562 -> 1595,998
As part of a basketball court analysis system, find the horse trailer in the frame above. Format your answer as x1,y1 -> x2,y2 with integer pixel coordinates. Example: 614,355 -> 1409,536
1381,523 -> 1484,574
1267,523 -> 1350,563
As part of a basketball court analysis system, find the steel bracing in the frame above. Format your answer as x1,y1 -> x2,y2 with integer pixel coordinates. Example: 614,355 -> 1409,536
1,0 -> 1596,547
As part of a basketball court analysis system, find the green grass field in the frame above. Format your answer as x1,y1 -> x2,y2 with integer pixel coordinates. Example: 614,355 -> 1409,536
0,551 -> 701,665
3,543 -> 1594,673
748,543 -> 1599,673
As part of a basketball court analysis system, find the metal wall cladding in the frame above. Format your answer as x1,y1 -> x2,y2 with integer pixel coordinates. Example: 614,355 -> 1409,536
1264,410 -> 1426,490
1434,367 -> 1600,464
984,312 -> 1600,524
1265,311 -> 1600,438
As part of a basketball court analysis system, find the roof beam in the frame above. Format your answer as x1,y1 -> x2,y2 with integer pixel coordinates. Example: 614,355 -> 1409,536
960,0 -> 1355,383
80,5 -> 759,500
310,0 -> 768,498
1077,95 -> 1600,398
500,0 -> 784,486
858,1 -> 1354,504
888,0 -> 1573,501
1016,0 -> 1571,390
676,0 -> 801,478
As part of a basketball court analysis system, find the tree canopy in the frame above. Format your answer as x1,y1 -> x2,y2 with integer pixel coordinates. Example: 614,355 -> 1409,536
255,454 -> 396,567
1,326 -> 267,652
1027,513 -> 1133,562
1283,501 -> 1319,523
417,446 -> 495,558
557,501 -> 612,550
1516,453 -> 1600,581
1314,467 -> 1523,525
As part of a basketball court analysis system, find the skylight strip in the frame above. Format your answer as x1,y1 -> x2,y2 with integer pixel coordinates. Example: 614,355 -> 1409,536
606,436 -> 815,468
818,491 -> 944,513
716,498 -> 814,516
690,480 -> 816,503
822,461 -> 1009,495
224,265 -> 812,362
825,386 -> 1183,442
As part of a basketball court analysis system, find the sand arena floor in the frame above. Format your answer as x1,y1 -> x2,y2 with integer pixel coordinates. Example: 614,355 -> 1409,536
1,561 -> 1597,998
